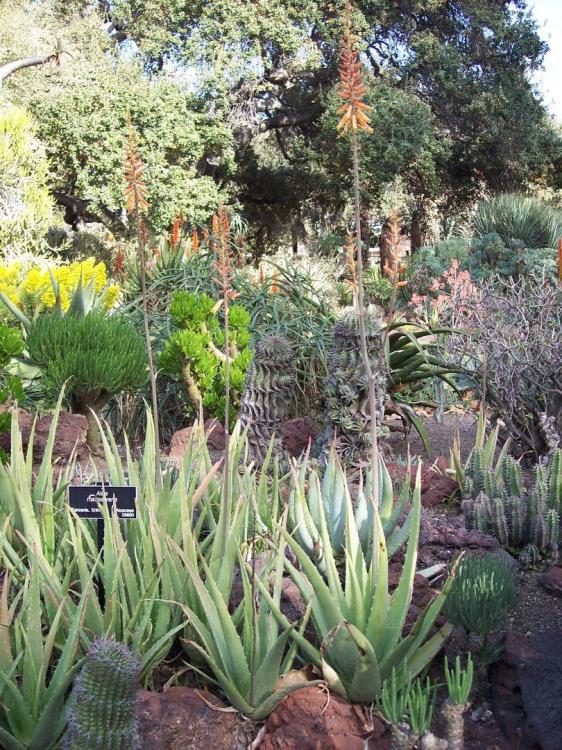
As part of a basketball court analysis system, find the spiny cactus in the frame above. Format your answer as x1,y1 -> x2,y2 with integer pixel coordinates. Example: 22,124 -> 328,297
462,449 -> 562,564
239,335 -> 296,463
321,309 -> 388,464
64,638 -> 141,750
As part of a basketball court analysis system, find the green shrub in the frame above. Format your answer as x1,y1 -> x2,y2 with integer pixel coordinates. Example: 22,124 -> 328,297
160,290 -> 252,422
363,267 -> 395,307
473,193 -> 562,250
25,312 -> 147,445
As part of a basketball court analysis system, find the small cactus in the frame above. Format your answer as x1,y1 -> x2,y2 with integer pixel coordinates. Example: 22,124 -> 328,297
64,638 -> 141,750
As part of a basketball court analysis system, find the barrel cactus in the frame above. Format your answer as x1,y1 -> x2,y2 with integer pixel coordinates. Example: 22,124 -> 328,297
239,335 -> 296,462
321,309 -> 388,464
64,638 -> 141,750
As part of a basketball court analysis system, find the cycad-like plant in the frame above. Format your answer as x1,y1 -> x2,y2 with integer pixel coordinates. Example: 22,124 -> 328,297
258,468 -> 455,703
25,312 -> 147,445
473,193 -> 562,250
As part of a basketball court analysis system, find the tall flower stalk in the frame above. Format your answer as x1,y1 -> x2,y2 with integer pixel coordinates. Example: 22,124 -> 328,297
337,1 -> 380,500
212,206 -> 237,555
124,123 -> 161,487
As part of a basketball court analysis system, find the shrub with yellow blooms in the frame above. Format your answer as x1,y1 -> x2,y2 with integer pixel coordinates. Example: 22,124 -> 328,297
0,257 -> 120,317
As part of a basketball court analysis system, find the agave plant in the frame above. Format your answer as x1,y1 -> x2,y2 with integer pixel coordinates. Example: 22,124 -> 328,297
288,447 -> 413,573
259,468 -> 455,703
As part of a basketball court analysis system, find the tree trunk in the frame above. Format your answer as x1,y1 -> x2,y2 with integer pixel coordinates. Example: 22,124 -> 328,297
410,208 -> 425,252
442,699 -> 468,750
379,219 -> 393,274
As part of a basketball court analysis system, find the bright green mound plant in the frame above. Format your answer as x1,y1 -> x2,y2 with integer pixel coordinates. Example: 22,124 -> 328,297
25,312 -> 147,446
160,291 -> 252,422
64,639 -> 141,750
443,553 -> 518,664
258,467 -> 455,704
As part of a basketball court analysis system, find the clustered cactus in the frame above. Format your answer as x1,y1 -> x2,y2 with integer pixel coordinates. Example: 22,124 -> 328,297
64,638 -> 141,750
322,309 -> 388,464
462,448 -> 562,564
160,291 -> 252,422
239,335 -> 296,463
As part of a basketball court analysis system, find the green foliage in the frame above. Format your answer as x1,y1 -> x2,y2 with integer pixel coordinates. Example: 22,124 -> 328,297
363,268 -> 395,307
64,639 -> 140,750
160,291 -> 252,421
0,322 -> 24,460
257,469 -> 454,704
473,194 -> 562,250
443,554 -> 518,637
0,561 -> 88,750
288,447 -> 413,573
444,655 -> 474,706
377,669 -> 436,738
0,104 -> 58,255
25,312 -> 147,442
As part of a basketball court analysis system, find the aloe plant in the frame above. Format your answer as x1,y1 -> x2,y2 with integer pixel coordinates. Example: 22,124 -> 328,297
259,467 -> 455,703
288,446 -> 413,573
0,559 -> 89,750
177,531 -> 318,719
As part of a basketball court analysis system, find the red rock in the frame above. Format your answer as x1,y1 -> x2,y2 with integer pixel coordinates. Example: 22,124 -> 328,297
168,420 -> 226,464
204,418 -> 226,451
137,687 -> 240,750
261,686 -> 390,750
538,565 -> 562,598
0,408 -> 88,460
282,418 -> 317,458
421,475 -> 458,507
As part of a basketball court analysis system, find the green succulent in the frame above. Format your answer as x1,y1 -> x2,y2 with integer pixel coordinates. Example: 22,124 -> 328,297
25,312 -> 147,446
160,291 -> 252,422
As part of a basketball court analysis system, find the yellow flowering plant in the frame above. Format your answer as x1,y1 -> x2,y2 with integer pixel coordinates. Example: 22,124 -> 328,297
0,257 -> 120,326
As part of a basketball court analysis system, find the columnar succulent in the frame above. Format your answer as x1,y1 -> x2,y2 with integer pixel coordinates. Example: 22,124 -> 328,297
461,448 -> 562,563
239,335 -> 296,463
322,309 -> 388,463
64,638 -> 141,750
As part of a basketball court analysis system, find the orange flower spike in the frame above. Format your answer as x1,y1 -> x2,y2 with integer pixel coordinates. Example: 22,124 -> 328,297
191,228 -> 200,252
114,248 -> 125,275
270,272 -> 280,294
123,123 -> 149,215
170,217 -> 180,247
337,1 -> 373,135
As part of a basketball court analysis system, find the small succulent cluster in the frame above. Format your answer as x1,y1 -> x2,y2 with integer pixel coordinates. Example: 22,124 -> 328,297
239,335 -> 295,463
322,309 -> 387,463
64,638 -> 141,750
462,448 -> 562,564
160,291 -> 252,421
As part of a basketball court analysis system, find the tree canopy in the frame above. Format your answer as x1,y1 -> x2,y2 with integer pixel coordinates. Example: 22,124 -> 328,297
1,0 -> 560,253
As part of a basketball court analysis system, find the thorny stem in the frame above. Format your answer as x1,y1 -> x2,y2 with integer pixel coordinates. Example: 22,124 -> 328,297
138,219 -> 162,490
350,129 -> 380,508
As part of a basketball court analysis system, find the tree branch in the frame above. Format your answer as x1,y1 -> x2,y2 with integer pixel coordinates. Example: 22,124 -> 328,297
0,54 -> 57,84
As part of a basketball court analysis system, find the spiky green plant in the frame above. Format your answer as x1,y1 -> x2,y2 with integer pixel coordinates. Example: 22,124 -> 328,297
443,554 -> 517,664
0,560 -> 89,750
378,669 -> 436,750
473,193 -> 562,250
239,335 -> 296,463
177,531 -> 319,719
64,639 -> 141,750
460,442 -> 562,561
288,446 -> 413,573
443,655 -> 473,750
25,312 -> 147,446
257,467 -> 454,704
160,290 -> 252,421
